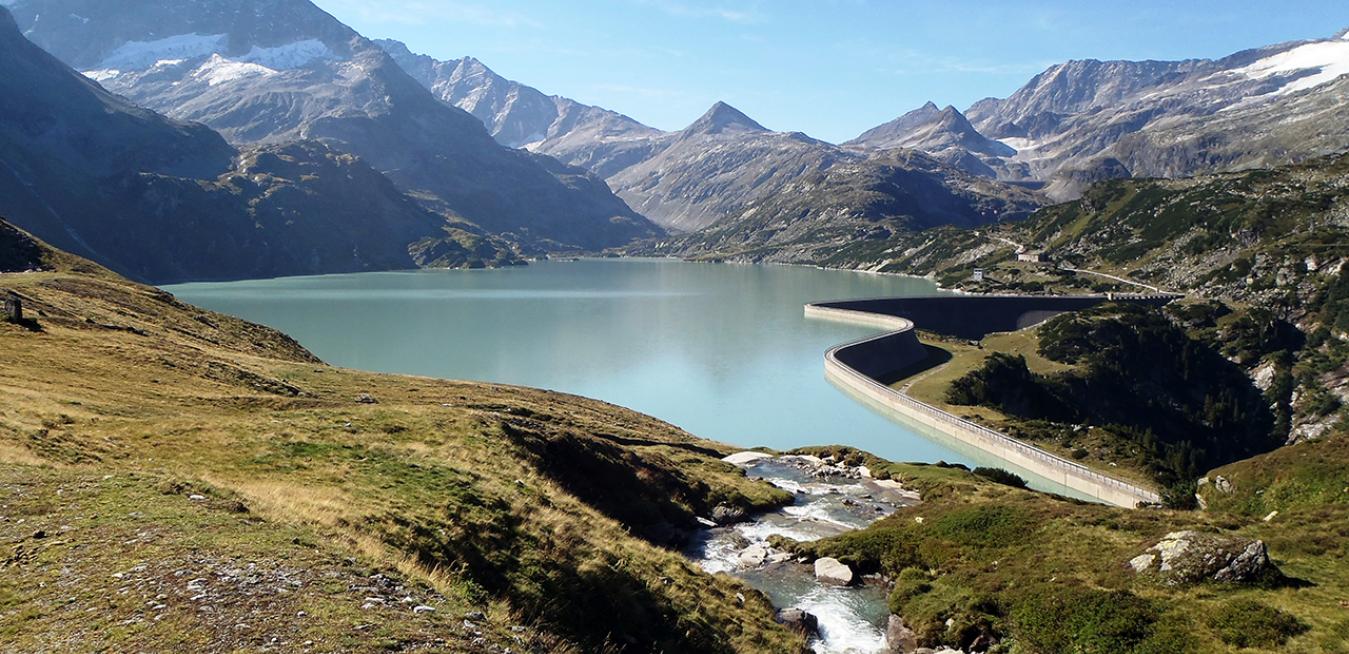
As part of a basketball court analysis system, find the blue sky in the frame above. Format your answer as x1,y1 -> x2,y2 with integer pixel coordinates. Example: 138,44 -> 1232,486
314,0 -> 1349,143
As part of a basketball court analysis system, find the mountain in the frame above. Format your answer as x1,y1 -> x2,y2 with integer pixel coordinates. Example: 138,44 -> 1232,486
969,31 -> 1349,198
847,102 -> 1015,177
608,102 -> 1039,235
376,38 -> 668,179
850,30 -> 1349,202
377,43 -> 1044,238
606,102 -> 844,232
8,0 -> 661,251
0,5 -> 512,282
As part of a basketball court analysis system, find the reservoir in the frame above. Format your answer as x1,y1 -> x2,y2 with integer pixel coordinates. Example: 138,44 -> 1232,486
165,258 -> 1077,493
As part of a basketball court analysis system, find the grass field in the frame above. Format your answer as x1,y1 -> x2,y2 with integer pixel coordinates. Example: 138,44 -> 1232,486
0,224 -> 803,653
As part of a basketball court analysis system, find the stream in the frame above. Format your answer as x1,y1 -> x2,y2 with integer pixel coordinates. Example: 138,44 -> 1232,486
686,455 -> 921,653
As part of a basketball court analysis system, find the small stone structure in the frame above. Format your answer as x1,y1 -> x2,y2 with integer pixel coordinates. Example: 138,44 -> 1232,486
1,293 -> 20,323
1018,250 -> 1049,263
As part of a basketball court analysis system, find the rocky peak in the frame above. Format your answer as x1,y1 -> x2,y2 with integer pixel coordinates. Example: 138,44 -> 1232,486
683,101 -> 768,135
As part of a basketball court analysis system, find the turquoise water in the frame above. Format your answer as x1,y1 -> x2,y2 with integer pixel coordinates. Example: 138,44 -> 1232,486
164,258 -> 1076,490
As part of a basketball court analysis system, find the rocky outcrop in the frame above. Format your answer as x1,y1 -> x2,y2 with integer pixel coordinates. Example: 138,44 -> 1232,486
813,557 -> 855,586
1128,530 -> 1274,585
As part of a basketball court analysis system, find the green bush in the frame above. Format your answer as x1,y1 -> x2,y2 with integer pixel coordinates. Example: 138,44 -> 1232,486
1010,586 -> 1187,653
1207,599 -> 1308,648
973,467 -> 1028,488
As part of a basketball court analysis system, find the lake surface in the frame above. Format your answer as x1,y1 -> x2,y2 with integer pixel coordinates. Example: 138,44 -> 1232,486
166,258 -> 1080,492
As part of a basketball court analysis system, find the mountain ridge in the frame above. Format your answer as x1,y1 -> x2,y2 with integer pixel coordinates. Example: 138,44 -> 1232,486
9,0 -> 661,252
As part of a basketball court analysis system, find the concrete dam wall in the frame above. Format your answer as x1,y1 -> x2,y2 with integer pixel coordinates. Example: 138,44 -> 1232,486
810,294 -> 1174,340
806,294 -> 1172,508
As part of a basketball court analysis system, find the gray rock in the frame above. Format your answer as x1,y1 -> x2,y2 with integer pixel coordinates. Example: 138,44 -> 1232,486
738,544 -> 770,567
886,614 -> 919,653
1129,530 -> 1273,585
710,504 -> 747,525
814,557 -> 855,586
775,608 -> 819,637
355,393 -> 378,404
1214,476 -> 1234,494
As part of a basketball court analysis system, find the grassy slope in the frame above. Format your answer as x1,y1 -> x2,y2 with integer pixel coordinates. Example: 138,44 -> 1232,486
785,444 -> 1349,654
872,155 -> 1349,492
0,221 -> 800,653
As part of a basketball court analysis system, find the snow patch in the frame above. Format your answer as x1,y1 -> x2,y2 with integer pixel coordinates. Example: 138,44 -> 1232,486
82,69 -> 122,82
68,13 -> 88,24
239,39 -> 334,69
191,54 -> 277,86
99,33 -> 228,70
998,137 -> 1039,152
1235,39 -> 1349,95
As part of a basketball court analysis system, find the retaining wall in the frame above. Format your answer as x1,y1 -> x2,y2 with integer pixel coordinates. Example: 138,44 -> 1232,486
806,298 -> 1166,508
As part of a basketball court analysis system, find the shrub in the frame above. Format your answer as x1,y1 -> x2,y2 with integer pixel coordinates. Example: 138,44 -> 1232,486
973,467 -> 1028,488
1010,586 -> 1173,653
1160,481 -> 1198,510
1207,599 -> 1307,648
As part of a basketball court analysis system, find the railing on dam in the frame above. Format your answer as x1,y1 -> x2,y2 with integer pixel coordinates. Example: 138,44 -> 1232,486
807,300 -> 1164,508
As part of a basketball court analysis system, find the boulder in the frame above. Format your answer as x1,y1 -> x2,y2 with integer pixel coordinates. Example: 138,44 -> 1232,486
814,557 -> 855,586
886,614 -> 919,653
710,504 -> 747,525
738,544 -> 770,567
775,607 -> 819,637
1129,530 -> 1274,585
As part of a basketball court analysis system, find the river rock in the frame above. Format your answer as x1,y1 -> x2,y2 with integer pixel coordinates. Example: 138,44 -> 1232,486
886,614 -> 919,653
738,544 -> 770,567
775,608 -> 819,637
814,557 -> 854,586
711,504 -> 747,525
1129,530 -> 1273,585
